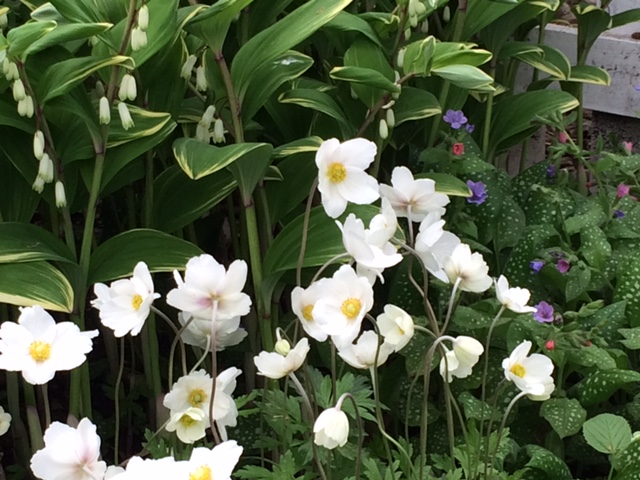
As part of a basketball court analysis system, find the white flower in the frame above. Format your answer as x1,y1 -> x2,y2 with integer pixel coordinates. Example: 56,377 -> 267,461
167,254 -> 251,321
315,138 -> 380,218
33,130 -> 45,160
55,181 -> 66,208
254,337 -> 309,379
18,95 -> 34,118
336,330 -> 393,369
12,79 -> 26,101
32,175 -> 45,193
163,369 -> 212,416
0,13 -> 7,29
91,262 -> 160,337
3,58 -> 19,81
30,418 -> 106,480
137,4 -> 149,31
379,166 -> 450,222
367,198 -> 398,246
378,118 -> 389,139
314,407 -> 349,449
130,26 -> 147,51
443,243 -> 492,292
184,441 -> 243,480
178,312 -> 247,351
439,348 -> 460,383
291,281 -> 329,342
181,54 -> 197,79
117,102 -> 134,130
415,212 -> 460,282
0,405 -> 11,436
312,265 -> 374,346
212,367 -> 242,441
166,407 -> 207,444
37,153 -> 54,183
105,466 -> 125,479
99,96 -> 110,124
495,275 -> 536,313
502,340 -> 554,398
386,108 -> 395,128
0,306 -> 98,385
118,74 -> 137,102
377,304 -> 414,352
201,105 -> 216,126
108,456 -> 182,479
196,65 -> 207,92
439,336 -> 484,383
212,118 -> 225,144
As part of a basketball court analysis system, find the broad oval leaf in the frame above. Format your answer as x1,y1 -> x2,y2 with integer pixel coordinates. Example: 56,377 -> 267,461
325,11 -> 383,47
7,21 -> 57,58
24,22 -> 113,57
570,369 -> 640,407
393,87 -> 440,126
48,0 -> 101,23
330,66 -> 400,93
278,88 -> 354,137
567,65 -> 611,86
186,0 -> 254,53
0,261 -> 74,312
583,413 -> 632,454
540,398 -> 586,439
417,173 -> 472,197
431,64 -> 495,91
273,136 -> 323,158
88,229 -> 203,284
0,223 -> 75,264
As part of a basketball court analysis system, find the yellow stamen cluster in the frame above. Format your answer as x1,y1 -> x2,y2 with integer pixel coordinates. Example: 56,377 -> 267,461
510,364 -> 526,378
188,388 -> 207,408
302,305 -> 314,322
341,298 -> 362,320
189,465 -> 212,480
327,162 -> 347,183
131,294 -> 143,311
29,340 -> 51,362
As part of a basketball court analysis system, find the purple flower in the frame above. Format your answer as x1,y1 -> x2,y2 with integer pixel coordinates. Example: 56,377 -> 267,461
617,183 -> 630,198
443,109 -> 468,130
466,180 -> 487,205
556,259 -> 571,274
533,301 -> 554,323
530,260 -> 544,274
614,209 -> 625,219
636,85 -> 640,92
465,123 -> 475,134
547,165 -> 556,178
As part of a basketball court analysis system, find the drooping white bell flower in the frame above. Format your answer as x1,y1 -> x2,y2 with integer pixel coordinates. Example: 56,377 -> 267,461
336,330 -> 393,369
313,407 -> 349,449
439,347 -> 461,383
254,336 -> 309,380
0,405 -> 11,436
414,212 -> 461,282
183,441 -> 243,480
315,138 -> 380,218
439,336 -> 484,383
92,261 -> 160,337
166,407 -> 207,444
502,340 -> 554,398
178,312 -> 247,351
379,166 -> 450,222
167,254 -> 251,321
117,102 -> 134,130
377,304 -> 414,352
495,275 -> 537,313
291,280 -> 329,342
443,243 -> 492,292
312,265 -> 374,346
0,306 -> 98,385
30,418 -> 107,480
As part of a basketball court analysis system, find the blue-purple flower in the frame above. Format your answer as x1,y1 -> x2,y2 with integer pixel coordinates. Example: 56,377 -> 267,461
614,209 -> 625,219
465,123 -> 475,134
443,110 -> 468,130
530,260 -> 544,274
533,301 -> 554,323
636,85 -> 640,92
556,259 -> 570,274
546,165 -> 555,178
466,180 -> 487,205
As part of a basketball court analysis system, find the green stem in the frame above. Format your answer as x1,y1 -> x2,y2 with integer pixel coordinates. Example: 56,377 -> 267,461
487,391 -> 526,479
208,300 -> 222,445
214,51 -> 243,142
370,367 -> 396,478
41,384 -> 51,428
296,179 -> 318,287
114,337 -> 125,465
340,393 -> 363,480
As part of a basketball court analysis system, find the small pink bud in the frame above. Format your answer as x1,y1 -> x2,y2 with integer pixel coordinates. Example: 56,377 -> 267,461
558,131 -> 569,143
585,340 -> 592,347
452,142 -> 465,156
623,141 -> 633,154
545,339 -> 555,351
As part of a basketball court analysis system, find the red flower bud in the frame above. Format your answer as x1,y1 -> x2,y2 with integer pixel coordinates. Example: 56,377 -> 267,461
585,340 -> 592,347
452,142 -> 465,156
545,339 -> 555,351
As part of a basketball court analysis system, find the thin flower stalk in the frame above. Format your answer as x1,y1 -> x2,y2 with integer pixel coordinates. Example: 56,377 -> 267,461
208,300 -> 221,445
114,338 -> 125,464
486,391 -> 528,479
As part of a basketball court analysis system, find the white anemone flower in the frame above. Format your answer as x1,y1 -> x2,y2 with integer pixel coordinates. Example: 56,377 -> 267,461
415,213 -> 461,282
495,275 -> 537,313
254,337 -> 309,379
0,306 -> 98,385
312,265 -> 374,346
30,418 -> 107,480
105,466 -> 125,479
291,281 -> 329,342
167,254 -> 251,321
439,336 -> 484,383
109,456 -> 182,479
184,441 -> 243,480
212,367 -> 242,441
336,331 -> 393,369
443,243 -> 492,292
163,369 -> 212,416
367,198 -> 398,246
313,407 -> 349,449
379,166 -> 450,222
166,407 -> 207,444
0,405 -> 11,436
502,340 -> 554,398
178,312 -> 247,351
377,304 -> 414,352
439,348 -> 461,383
92,261 -> 160,337
315,138 -> 380,218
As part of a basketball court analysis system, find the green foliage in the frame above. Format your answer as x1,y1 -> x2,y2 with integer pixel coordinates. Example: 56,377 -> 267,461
583,413 -> 632,455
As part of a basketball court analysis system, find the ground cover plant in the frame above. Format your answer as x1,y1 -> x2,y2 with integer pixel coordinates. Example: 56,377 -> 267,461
1,0 -> 640,479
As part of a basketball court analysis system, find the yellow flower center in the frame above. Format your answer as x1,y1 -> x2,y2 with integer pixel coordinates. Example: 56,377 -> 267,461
510,363 -> 526,378
180,415 -> 196,427
131,294 -> 143,311
302,305 -> 314,322
188,389 -> 207,408
327,162 -> 347,183
189,465 -> 212,480
341,298 -> 362,320
29,340 -> 51,362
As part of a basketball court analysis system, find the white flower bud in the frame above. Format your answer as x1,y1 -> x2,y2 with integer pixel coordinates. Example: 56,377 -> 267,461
386,108 -> 395,128
212,118 -> 225,144
404,28 -> 411,41
202,105 -> 216,126
17,96 -> 34,118
33,130 -> 45,160
99,96 -> 111,124
420,19 -> 429,33
55,181 -> 66,208
415,1 -> 426,15
0,13 -> 8,29
119,74 -> 136,101
409,14 -> 418,28
137,4 -> 149,31
32,176 -> 45,193
130,26 -> 147,51
195,65 -> 207,92
379,119 -> 389,139
397,49 -> 405,69
38,153 -> 54,183
3,59 -> 19,81
443,6 -> 451,22
118,102 -> 134,130
195,123 -> 209,143
12,79 -> 26,101
274,339 -> 291,356
181,55 -> 197,80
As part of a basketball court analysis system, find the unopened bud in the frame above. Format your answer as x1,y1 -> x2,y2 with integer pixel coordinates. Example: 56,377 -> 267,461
397,49 -> 405,69
195,123 -> 210,143
212,118 -> 225,144
415,1 -> 426,15
38,153 -> 54,183
118,74 -> 137,102
118,102 -> 134,130
275,339 -> 291,356
0,13 -> 8,29
386,109 -> 395,128
55,181 -> 66,208
420,19 -> 429,33
409,14 -> 418,28
99,96 -> 111,124
545,339 -> 555,351
137,4 -> 149,31
443,6 -> 451,22
17,95 -> 34,118
202,105 -> 216,126
196,65 -> 207,92
32,176 -> 45,193
379,119 -> 389,139
12,79 -> 26,101
3,59 -> 19,81
130,26 -> 147,51
33,130 -> 45,160
404,28 -> 411,40
181,55 -> 197,80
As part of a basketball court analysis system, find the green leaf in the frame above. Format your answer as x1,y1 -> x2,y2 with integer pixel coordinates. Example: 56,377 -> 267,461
231,0 -> 352,104
0,223 -> 75,264
581,226 -> 611,270
418,173 -> 471,197
24,22 -> 113,57
37,55 -> 135,103
566,65 -> 611,86
325,11 -> 383,47
0,261 -> 74,312
343,38 -> 395,107
393,87 -> 441,126
614,253 -> 640,327
571,370 -> 640,407
540,398 -> 586,439
265,154 -> 317,224
512,44 -> 571,80
431,64 -> 495,91
618,327 -> 640,350
172,139 -> 272,181
273,136 -> 323,158
47,0 -> 101,23
565,261 -> 591,302
185,0 -> 254,52
278,88 -> 354,137
88,229 -> 203,284
431,43 -> 493,69
463,0 -> 521,40
7,21 -> 57,58
575,6 -> 611,58
329,66 -> 400,93
524,445 -> 572,480
226,143 -> 274,203
611,8 -> 640,29
583,413 -> 632,454
401,36 -> 436,76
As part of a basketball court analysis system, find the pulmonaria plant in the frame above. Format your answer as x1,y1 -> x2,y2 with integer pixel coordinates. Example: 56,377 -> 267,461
443,109 -> 468,129
466,180 -> 487,205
